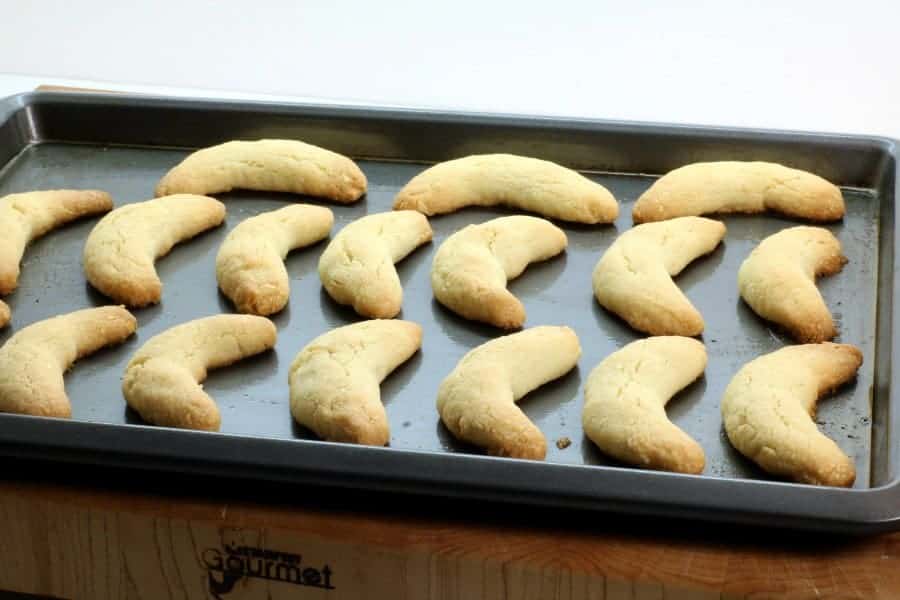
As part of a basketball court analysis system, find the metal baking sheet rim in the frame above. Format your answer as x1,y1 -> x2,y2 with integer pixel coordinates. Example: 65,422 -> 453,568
0,91 -> 897,535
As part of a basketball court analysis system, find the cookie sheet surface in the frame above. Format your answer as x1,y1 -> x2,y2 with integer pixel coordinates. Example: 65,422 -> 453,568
0,143 -> 879,487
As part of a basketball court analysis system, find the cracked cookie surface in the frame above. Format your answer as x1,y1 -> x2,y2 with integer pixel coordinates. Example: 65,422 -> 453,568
155,139 -> 367,202
83,194 -> 226,307
437,325 -> 581,460
632,161 -> 844,223
0,306 -> 136,417
592,216 -> 725,336
0,189 -> 113,326
289,319 -> 422,445
721,342 -> 861,487
738,226 -> 846,342
431,215 -> 567,329
217,204 -> 333,315
583,336 -> 706,474
318,211 -> 432,318
394,154 -> 618,224
122,314 -> 276,431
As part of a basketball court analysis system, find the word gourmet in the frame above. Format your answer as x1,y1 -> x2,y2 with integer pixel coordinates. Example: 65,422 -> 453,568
202,542 -> 334,598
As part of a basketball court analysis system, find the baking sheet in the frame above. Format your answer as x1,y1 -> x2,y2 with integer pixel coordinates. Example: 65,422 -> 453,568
0,142 -> 878,483
0,92 -> 895,532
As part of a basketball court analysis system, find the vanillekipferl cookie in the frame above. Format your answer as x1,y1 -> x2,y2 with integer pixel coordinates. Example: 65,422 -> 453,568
83,194 -> 226,307
592,216 -> 725,336
394,154 -> 618,224
738,226 -> 846,343
289,320 -> 423,446
632,161 -> 844,224
0,189 -> 113,326
721,342 -> 862,487
583,336 -> 707,474
437,325 -> 581,460
156,139 -> 367,202
431,215 -> 567,329
318,211 -> 433,319
122,314 -> 277,431
0,306 -> 136,418
216,204 -> 333,315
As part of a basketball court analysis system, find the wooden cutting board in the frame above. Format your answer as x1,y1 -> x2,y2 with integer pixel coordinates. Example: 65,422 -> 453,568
1,471 -> 899,600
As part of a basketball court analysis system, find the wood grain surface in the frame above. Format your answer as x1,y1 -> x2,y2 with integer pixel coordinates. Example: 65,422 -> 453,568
0,468 -> 899,600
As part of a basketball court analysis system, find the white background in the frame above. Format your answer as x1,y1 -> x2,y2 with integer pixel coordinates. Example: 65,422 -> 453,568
0,0 -> 898,136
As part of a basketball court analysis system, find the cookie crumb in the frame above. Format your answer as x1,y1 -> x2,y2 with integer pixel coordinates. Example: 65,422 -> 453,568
556,437 -> 572,450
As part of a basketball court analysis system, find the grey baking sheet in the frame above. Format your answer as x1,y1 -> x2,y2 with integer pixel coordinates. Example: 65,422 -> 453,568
0,142 -> 878,485
0,92 -> 897,533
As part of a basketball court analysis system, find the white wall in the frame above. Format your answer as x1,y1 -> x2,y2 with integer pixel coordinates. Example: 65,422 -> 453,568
1,1 -> 898,135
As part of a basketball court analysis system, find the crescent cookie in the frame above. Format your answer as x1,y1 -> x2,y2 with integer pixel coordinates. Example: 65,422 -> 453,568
318,211 -> 433,319
0,306 -> 136,417
123,314 -> 277,431
216,204 -> 334,315
632,161 -> 844,223
394,154 -> 618,224
583,337 -> 706,474
289,320 -> 423,445
738,226 -> 846,343
0,190 -> 113,326
155,139 -> 367,202
431,216 -> 567,329
0,190 -> 112,295
592,216 -> 726,336
83,194 -> 226,307
437,326 -> 581,460
721,343 -> 862,487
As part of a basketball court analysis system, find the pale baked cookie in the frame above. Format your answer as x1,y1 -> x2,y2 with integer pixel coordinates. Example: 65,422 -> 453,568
155,139 -> 367,202
123,314 -> 277,431
738,226 -> 846,343
0,306 -> 136,417
216,204 -> 333,315
721,343 -> 862,487
0,189 -> 113,294
83,194 -> 226,307
0,190 -> 112,312
632,161 -> 844,224
592,216 -> 726,336
583,337 -> 706,474
394,154 -> 618,224
431,216 -> 567,329
438,325 -> 581,460
0,300 -> 9,329
289,320 -> 422,445
318,211 -> 432,319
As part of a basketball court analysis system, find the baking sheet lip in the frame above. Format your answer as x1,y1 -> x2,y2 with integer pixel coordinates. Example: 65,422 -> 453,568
10,137 -> 896,197
8,459 -> 890,537
12,136 -> 884,195
0,410 -> 896,501
0,410 -> 870,489
4,90 -> 898,156
0,92 -> 30,126
1,416 -> 897,534
1,137 -> 885,201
